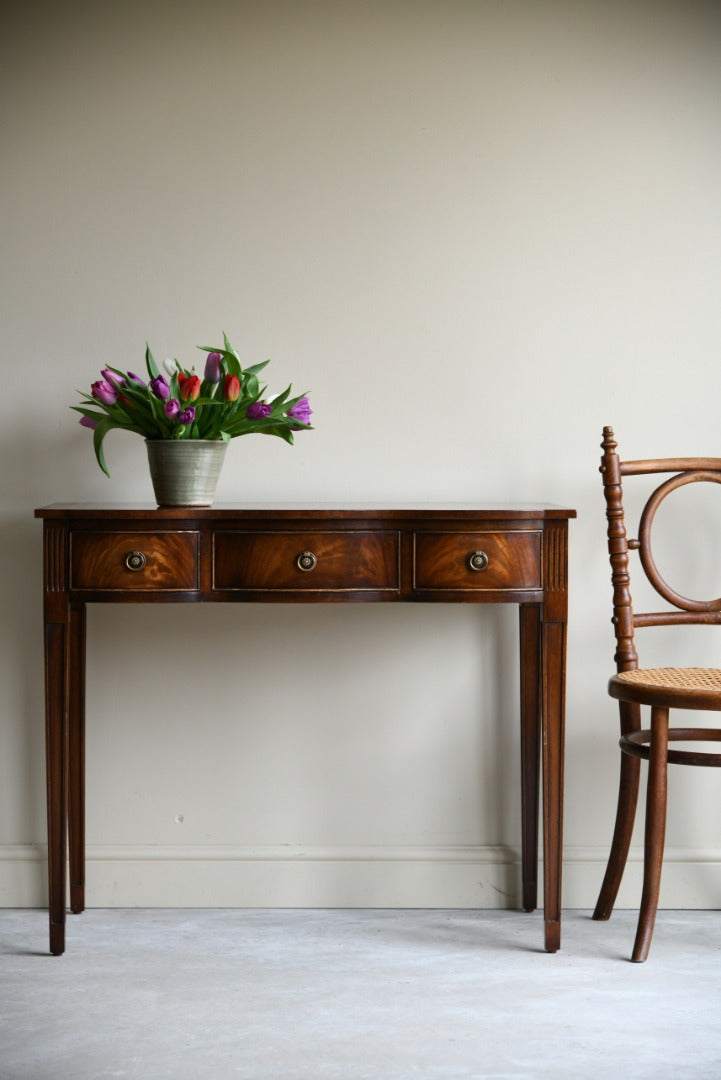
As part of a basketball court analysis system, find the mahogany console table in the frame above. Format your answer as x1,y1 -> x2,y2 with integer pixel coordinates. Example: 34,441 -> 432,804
36,503 -> 575,956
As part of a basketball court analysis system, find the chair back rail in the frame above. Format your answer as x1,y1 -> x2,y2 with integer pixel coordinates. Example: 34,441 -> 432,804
621,458 -> 721,475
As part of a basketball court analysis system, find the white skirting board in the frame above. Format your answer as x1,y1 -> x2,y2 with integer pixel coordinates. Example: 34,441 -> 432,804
1,845 -> 721,909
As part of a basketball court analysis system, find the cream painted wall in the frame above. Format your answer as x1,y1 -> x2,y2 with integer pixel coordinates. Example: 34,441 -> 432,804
3,0 -> 721,910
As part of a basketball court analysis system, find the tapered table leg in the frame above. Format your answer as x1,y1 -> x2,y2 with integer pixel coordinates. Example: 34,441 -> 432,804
519,604 -> 541,913
44,619 -> 68,956
539,521 -> 570,954
541,618 -> 567,953
68,603 -> 86,915
43,521 -> 73,956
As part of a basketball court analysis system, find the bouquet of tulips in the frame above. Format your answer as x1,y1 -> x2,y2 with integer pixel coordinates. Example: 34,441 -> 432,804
73,333 -> 313,475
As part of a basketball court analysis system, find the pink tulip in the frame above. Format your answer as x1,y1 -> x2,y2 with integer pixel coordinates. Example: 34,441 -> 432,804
91,379 -> 119,405
150,375 -> 170,400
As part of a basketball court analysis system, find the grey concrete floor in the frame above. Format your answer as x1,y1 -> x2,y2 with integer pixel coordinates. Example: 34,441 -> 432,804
1,908 -> 720,1079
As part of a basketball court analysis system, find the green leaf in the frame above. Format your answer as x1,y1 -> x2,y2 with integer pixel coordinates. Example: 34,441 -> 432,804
244,359 -> 271,376
92,418 -> 114,477
222,415 -> 297,439
145,344 -> 160,379
145,393 -> 172,436
224,351 -> 241,378
243,373 -> 259,400
260,426 -> 295,444
199,379 -> 219,400
70,405 -> 109,423
218,334 -> 242,377
109,383 -> 160,437
222,332 -> 239,359
269,384 -> 292,410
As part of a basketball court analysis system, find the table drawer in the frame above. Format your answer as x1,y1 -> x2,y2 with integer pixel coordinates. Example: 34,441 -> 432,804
213,530 -> 400,591
71,531 -> 199,591
413,530 -> 541,591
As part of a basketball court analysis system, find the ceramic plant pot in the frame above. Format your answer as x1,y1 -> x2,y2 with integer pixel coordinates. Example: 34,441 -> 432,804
146,439 -> 228,507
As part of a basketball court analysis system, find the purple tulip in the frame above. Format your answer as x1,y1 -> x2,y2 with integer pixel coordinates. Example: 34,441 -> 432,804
150,375 -> 170,400
165,398 -> 180,420
127,371 -> 146,386
91,379 -> 119,405
287,396 -> 312,424
79,415 -> 98,430
247,401 -> 272,419
101,368 -> 124,386
178,407 -> 196,425
204,351 -> 223,383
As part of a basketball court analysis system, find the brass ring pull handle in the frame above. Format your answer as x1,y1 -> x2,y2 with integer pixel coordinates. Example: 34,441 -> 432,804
124,551 -> 147,572
296,550 -> 318,572
467,550 -> 489,572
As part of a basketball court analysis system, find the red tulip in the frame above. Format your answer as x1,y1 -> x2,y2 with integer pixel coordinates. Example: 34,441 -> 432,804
224,374 -> 241,402
178,373 -> 201,402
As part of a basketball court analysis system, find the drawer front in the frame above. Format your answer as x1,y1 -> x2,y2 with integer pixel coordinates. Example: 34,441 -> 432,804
71,531 -> 199,591
413,530 -> 541,591
213,530 -> 400,591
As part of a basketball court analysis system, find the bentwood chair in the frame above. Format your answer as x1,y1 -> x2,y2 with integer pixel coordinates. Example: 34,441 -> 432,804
593,426 -> 721,961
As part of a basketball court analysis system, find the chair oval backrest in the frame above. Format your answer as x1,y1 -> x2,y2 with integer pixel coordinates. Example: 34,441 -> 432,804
601,426 -> 721,674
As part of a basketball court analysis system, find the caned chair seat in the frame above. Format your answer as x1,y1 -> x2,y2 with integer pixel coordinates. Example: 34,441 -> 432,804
610,667 -> 721,709
593,427 -> 721,961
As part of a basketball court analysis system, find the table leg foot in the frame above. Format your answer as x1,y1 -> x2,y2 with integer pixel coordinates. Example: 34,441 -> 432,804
70,885 -> 85,914
544,921 -> 560,953
49,922 -> 65,956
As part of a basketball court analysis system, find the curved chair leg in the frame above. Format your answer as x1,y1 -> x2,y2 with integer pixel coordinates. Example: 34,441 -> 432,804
593,701 -> 642,921
632,706 -> 669,963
